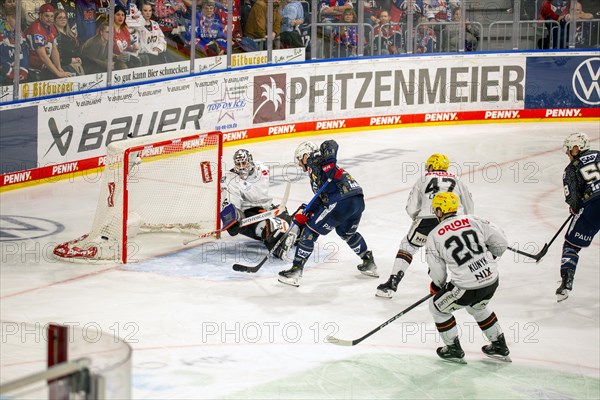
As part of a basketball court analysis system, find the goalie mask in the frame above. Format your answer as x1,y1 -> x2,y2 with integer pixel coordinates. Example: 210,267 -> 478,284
563,133 -> 590,153
233,149 -> 255,179
426,153 -> 449,172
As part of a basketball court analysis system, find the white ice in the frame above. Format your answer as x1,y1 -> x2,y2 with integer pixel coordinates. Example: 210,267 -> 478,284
1,121 -> 599,399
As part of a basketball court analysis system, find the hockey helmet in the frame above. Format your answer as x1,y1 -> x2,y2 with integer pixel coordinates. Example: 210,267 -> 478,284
426,153 -> 450,171
233,149 -> 255,179
432,192 -> 459,215
563,132 -> 590,152
294,141 -> 318,165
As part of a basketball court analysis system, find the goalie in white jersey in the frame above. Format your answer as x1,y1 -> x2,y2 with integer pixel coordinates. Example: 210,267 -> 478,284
220,149 -> 291,257
376,154 -> 474,298
426,192 -> 510,363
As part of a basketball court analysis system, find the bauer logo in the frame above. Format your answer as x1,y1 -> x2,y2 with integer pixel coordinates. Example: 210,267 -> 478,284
45,117 -> 74,157
572,57 -> 600,106
253,74 -> 286,124
42,104 -> 205,160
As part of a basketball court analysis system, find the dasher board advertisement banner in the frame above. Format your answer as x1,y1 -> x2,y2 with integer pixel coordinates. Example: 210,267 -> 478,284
0,51 -> 598,190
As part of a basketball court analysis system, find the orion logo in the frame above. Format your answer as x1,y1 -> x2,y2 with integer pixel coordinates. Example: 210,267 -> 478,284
572,57 -> 600,105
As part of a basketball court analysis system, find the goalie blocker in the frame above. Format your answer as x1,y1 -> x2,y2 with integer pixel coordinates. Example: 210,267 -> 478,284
53,130 -> 223,263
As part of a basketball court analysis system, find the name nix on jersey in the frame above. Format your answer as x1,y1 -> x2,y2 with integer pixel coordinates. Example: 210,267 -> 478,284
467,257 -> 492,281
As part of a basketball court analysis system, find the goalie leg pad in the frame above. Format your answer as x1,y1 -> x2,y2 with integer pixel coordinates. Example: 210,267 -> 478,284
271,225 -> 300,260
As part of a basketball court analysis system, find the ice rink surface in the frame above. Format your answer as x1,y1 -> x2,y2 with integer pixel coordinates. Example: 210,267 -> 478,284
1,121 -> 599,399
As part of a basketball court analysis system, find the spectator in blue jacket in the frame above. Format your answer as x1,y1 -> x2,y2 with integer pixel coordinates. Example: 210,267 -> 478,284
185,0 -> 226,56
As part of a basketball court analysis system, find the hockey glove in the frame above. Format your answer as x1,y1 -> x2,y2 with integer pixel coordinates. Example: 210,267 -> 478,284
569,207 -> 579,216
294,213 -> 309,226
430,281 -> 442,295
227,221 -> 241,236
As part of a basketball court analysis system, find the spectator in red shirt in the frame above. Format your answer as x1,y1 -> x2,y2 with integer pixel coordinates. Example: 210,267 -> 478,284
25,3 -> 73,80
113,4 -> 141,68
373,9 -> 402,54
539,0 -> 569,48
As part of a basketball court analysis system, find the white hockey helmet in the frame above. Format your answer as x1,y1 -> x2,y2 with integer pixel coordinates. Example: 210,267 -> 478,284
563,132 -> 590,152
294,141 -> 318,165
233,149 -> 255,179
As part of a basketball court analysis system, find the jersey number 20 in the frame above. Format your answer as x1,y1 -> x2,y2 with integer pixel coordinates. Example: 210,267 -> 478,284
444,229 -> 484,265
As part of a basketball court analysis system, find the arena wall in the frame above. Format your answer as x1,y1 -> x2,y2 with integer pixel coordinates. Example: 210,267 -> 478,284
1,51 -> 598,191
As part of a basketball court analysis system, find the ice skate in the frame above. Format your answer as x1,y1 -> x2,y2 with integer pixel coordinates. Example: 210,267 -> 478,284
482,333 -> 512,362
278,265 -> 303,287
436,337 -> 467,364
357,251 -> 379,278
556,269 -> 575,302
375,271 -> 404,298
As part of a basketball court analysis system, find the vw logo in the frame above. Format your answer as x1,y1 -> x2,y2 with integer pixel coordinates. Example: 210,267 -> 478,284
572,57 -> 600,105
0,215 -> 64,241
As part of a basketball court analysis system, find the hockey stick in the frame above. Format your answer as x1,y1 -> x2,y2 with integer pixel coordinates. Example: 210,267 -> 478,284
325,293 -> 434,346
232,178 -> 332,273
507,214 -> 573,262
183,181 -> 291,245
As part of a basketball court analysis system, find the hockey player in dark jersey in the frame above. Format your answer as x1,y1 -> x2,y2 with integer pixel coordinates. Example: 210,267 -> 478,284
557,132 -> 600,302
277,140 -> 379,287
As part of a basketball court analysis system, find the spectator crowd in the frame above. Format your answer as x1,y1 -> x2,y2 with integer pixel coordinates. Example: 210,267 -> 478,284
0,0 -> 598,85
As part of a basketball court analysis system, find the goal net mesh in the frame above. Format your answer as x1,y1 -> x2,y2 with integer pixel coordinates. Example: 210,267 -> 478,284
53,130 -> 222,263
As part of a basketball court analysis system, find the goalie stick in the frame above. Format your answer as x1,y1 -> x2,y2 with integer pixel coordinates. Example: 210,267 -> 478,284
232,178 -> 332,273
507,214 -> 573,262
183,181 -> 291,245
325,293 -> 434,346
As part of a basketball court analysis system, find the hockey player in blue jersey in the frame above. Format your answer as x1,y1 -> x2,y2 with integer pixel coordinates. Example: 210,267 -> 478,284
557,132 -> 600,302
277,140 -> 379,286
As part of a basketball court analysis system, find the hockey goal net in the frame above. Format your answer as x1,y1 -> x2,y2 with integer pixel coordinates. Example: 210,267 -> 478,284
53,130 -> 222,263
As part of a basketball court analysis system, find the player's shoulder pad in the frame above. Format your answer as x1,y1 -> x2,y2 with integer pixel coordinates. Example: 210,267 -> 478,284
579,150 -> 599,165
320,140 -> 339,161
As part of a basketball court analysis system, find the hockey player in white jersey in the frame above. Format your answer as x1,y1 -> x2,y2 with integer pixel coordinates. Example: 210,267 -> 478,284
426,192 -> 510,363
376,154 -> 474,298
220,149 -> 291,257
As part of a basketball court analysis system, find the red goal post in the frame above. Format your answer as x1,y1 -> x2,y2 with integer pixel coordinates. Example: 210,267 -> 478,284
53,130 -> 223,263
